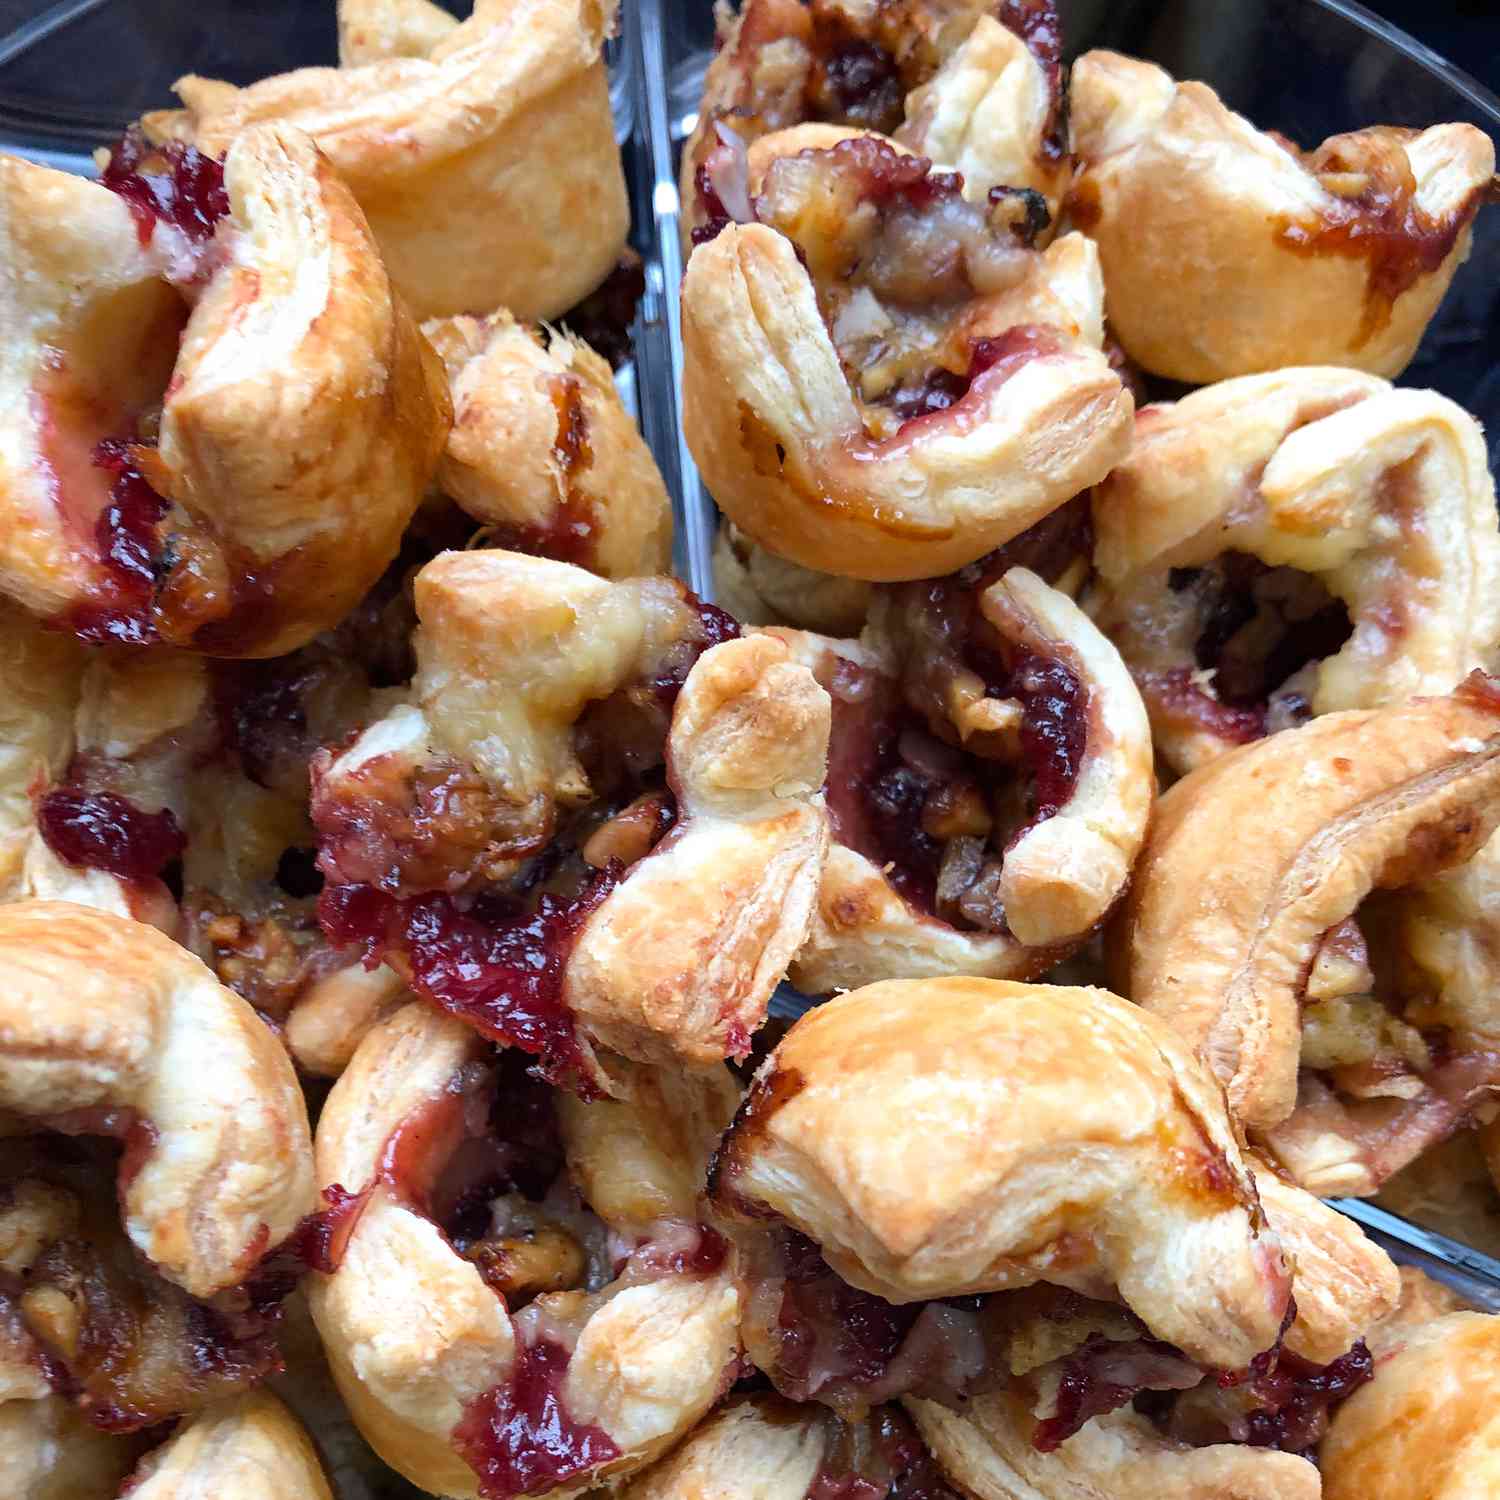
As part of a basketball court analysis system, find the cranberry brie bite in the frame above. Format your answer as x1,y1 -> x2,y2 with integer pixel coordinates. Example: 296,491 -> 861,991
705,979 -> 1344,1461
772,534 -> 1151,991
0,903 -> 317,1433
682,0 -> 1070,239
1067,50 -> 1495,383
1088,368 -> 1500,778
0,127 -> 449,657
681,126 -> 1131,582
143,0 -> 628,323
1117,676 -> 1500,1196
311,550 -> 831,1092
308,1003 -> 742,1499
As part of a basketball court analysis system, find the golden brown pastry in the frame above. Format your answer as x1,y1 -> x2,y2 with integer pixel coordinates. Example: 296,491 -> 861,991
145,0 -> 628,322
1116,677 -> 1500,1195
774,552 -> 1151,992
1068,50 -> 1496,383
713,522 -> 874,638
620,1395 -> 961,1500
681,127 -> 1131,581
0,127 -> 448,657
1319,1312 -> 1500,1498
681,0 -> 1068,243
308,1002 -> 742,1498
423,311 -> 672,579
119,1389 -> 333,1499
311,549 -> 830,1090
710,977 -> 1296,1429
0,904 -> 317,1433
1089,368 -> 1500,777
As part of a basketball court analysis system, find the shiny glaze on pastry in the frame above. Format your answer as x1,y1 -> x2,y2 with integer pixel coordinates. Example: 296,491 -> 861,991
311,550 -> 830,1090
1068,50 -> 1495,382
308,1002 -> 742,1499
1089,368 -> 1500,778
709,978 -> 1293,1427
146,0 -> 628,322
1116,677 -> 1500,1194
0,128 -> 448,658
119,1388 -> 333,1499
681,127 -> 1131,581
772,551 -> 1151,992
423,311 -> 672,580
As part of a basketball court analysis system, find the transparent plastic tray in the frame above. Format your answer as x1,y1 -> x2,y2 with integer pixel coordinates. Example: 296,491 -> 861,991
2,0 -> 1499,1310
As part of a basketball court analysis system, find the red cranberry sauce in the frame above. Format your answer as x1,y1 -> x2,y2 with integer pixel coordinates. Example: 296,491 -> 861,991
887,326 -> 1062,429
100,126 -> 229,253
558,251 -> 646,370
1162,553 -> 1352,736
454,1339 -> 621,1500
36,785 -> 185,882
63,439 -> 169,647
807,1404 -> 962,1500
1033,1332 -> 1200,1451
997,0 -> 1066,161
319,865 -> 621,1093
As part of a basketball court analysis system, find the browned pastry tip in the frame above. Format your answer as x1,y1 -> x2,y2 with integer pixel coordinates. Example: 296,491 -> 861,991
1068,49 -> 1495,383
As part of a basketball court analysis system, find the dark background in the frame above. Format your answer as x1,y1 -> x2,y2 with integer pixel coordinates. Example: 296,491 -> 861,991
1365,0 -> 1499,94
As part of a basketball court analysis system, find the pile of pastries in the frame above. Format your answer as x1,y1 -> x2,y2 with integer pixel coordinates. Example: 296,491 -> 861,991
1,0 -> 1499,1495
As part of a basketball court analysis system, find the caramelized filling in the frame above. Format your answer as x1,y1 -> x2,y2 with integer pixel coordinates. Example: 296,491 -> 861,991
820,515 -> 1093,931
313,594 -> 737,1088
803,1402 -> 961,1500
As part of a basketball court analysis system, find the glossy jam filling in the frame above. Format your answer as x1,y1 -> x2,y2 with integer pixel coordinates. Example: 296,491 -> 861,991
37,785 -> 185,883
100,127 -> 229,253
886,325 -> 1062,429
319,866 -> 621,1093
558,252 -> 646,370
821,523 -> 1090,930
804,1403 -> 961,1500
997,0 -> 1066,162
453,1339 -> 621,1500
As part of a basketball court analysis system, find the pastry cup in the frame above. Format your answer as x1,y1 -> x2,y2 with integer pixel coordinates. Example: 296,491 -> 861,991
120,1389 -> 332,1499
0,1394 -> 141,1500
1089,368 -> 1500,777
1115,677 -> 1500,1193
681,0 -> 1067,244
710,978 -> 1292,1379
680,131 -> 1131,581
423,311 -> 672,579
1319,1312 -> 1500,1499
0,902 -> 314,1297
712,522 -> 874,638
308,1002 -> 742,1499
1068,49 -> 1495,383
0,126 -> 449,657
311,549 -> 830,1088
146,0 -> 628,322
777,563 -> 1152,993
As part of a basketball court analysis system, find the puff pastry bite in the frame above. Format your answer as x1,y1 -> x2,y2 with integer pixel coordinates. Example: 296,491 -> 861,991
773,542 -> 1151,992
0,127 -> 448,658
1116,677 -> 1500,1196
0,902 -> 317,1430
308,1002 -> 742,1499
1089,368 -> 1500,777
117,1388 -> 333,1499
682,0 -> 1069,242
312,548 -> 830,1091
1319,1312 -> 1500,1499
423,311 -> 672,580
1067,50 -> 1496,383
681,126 -> 1132,581
709,978 -> 1299,1437
145,0 -> 628,323
620,1395 -> 960,1500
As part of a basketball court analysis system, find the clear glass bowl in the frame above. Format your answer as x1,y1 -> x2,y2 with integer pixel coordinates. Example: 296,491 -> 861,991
4,0 -> 1499,1301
